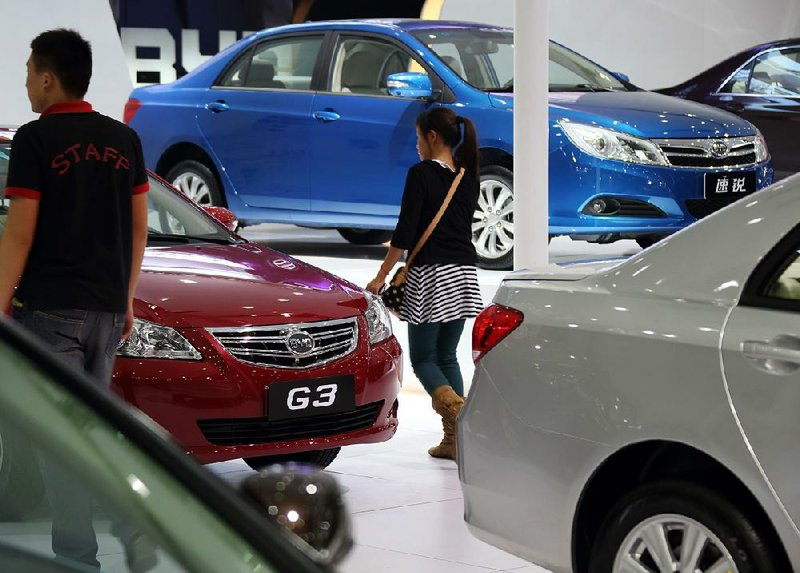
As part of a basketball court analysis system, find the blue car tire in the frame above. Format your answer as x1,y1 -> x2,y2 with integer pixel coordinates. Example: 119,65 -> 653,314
166,160 -> 225,208
337,229 -> 394,245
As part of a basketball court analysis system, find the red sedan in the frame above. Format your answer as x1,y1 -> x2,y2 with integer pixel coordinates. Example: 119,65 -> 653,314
0,137 -> 401,469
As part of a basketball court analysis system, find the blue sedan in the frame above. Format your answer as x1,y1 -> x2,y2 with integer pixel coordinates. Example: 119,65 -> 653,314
125,20 -> 773,269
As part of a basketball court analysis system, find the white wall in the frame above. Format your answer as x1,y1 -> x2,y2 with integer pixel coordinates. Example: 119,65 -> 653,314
441,0 -> 800,89
0,0 -> 132,125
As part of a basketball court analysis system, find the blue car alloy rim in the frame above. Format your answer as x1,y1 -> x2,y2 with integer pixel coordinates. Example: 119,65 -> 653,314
173,171 -> 213,206
473,178 -> 514,261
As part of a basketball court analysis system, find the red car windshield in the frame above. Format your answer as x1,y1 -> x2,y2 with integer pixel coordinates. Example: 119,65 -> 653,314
0,143 -> 234,245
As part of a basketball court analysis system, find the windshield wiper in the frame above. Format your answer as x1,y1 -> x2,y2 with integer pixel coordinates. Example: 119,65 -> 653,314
147,232 -> 235,245
552,84 -> 615,92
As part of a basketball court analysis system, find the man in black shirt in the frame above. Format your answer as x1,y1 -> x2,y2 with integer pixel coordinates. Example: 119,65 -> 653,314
0,29 -> 150,570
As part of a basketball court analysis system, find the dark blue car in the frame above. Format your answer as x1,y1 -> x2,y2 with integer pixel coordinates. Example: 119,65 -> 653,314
658,38 -> 800,180
125,20 -> 773,269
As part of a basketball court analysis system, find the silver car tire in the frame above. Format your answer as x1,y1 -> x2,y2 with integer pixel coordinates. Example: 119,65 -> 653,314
589,481 -> 785,573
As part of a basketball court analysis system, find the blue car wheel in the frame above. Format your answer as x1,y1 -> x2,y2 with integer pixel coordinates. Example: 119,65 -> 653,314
166,160 -> 224,208
337,229 -> 394,245
475,165 -> 515,270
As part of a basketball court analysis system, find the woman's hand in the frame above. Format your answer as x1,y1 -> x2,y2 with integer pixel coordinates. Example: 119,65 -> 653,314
366,275 -> 385,295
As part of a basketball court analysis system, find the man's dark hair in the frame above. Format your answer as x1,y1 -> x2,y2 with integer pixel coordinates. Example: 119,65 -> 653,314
30,29 -> 92,98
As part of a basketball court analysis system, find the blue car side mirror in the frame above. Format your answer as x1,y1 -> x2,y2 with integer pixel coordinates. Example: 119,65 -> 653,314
386,72 -> 434,99
613,71 -> 631,84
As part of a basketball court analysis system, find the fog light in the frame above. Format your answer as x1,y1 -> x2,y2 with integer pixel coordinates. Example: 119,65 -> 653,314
583,197 -> 621,216
589,199 -> 607,215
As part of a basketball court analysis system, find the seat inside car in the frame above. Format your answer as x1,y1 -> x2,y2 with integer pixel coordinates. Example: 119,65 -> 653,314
441,55 -> 465,78
246,61 -> 286,89
340,49 -> 386,94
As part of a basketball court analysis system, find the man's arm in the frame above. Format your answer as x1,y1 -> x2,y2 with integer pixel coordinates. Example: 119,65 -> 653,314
0,197 -> 39,313
123,193 -> 148,339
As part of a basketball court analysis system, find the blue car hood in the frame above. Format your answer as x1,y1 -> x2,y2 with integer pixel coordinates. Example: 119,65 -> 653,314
489,90 -> 755,139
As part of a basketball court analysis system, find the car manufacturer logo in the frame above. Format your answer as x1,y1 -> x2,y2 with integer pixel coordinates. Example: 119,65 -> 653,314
273,258 -> 296,270
285,330 -> 315,356
709,140 -> 730,158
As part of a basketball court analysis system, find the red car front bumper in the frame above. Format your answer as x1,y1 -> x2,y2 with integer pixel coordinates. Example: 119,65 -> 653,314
112,319 -> 402,464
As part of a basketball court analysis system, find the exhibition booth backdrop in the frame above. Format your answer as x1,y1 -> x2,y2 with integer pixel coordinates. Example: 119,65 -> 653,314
1,0 -> 799,124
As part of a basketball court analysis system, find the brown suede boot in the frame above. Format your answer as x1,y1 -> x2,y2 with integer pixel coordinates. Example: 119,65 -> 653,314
428,385 -> 464,460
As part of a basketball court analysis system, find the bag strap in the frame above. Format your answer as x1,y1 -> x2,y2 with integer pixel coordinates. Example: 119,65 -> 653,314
405,167 -> 465,269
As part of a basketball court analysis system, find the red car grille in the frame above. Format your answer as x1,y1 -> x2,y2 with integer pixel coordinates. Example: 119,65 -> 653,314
197,401 -> 384,446
208,317 -> 359,369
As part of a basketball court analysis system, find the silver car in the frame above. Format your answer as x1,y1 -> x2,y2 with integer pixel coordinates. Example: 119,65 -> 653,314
459,176 -> 800,573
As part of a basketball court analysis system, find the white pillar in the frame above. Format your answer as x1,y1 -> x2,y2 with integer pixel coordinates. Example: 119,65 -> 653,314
513,0 -> 550,270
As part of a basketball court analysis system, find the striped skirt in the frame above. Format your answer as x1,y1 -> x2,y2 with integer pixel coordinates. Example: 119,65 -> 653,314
399,264 -> 484,324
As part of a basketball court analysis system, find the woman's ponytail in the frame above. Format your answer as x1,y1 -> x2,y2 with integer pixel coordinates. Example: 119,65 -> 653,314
454,116 -> 479,178
416,108 -> 479,178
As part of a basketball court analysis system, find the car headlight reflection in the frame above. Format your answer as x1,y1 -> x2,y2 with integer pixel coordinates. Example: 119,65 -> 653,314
754,129 -> 770,163
364,292 -> 392,345
559,120 -> 669,166
117,318 -> 202,360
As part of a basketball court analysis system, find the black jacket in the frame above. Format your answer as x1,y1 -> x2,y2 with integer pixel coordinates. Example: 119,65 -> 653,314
391,160 -> 478,267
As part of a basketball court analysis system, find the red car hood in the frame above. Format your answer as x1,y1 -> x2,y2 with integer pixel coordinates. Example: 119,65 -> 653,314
133,242 -> 366,328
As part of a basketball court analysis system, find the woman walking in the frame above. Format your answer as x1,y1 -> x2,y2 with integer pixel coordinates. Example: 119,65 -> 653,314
367,107 -> 483,461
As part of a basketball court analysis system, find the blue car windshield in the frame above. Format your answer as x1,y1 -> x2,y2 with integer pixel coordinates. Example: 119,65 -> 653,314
412,29 -> 627,92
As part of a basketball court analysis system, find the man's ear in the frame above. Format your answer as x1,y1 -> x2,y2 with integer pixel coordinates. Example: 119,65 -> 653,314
42,71 -> 54,90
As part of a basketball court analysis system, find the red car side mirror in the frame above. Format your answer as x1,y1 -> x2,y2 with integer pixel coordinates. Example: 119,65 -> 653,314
203,206 -> 239,233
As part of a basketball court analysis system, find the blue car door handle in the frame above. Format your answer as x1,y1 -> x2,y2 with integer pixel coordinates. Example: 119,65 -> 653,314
313,110 -> 341,123
206,101 -> 229,113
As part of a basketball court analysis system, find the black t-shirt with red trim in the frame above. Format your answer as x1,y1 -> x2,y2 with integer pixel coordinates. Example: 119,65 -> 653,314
5,101 -> 149,312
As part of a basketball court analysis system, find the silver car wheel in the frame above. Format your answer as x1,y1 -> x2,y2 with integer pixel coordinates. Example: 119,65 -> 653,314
173,172 -> 212,206
473,178 -> 514,260
613,514 -> 739,573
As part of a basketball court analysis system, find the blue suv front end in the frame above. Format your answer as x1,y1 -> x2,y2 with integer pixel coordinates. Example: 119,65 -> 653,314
126,20 -> 773,269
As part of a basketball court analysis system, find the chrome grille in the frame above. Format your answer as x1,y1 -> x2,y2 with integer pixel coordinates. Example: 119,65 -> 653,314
208,317 -> 358,369
652,136 -> 758,169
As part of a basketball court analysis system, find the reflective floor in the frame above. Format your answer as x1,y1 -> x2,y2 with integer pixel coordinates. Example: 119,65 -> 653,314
212,225 -> 640,572
211,391 -> 548,573
0,226 -> 638,572
240,224 -> 640,397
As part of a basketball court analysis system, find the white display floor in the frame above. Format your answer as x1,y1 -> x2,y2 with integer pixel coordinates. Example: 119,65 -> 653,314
210,391 -> 548,573
211,225 -> 640,572
0,226 -> 638,572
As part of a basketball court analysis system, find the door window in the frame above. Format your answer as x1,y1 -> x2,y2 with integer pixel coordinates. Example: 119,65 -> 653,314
721,61 -> 754,93
329,37 -> 416,95
766,248 -> 800,301
749,48 -> 800,95
722,48 -> 800,95
219,36 -> 323,91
